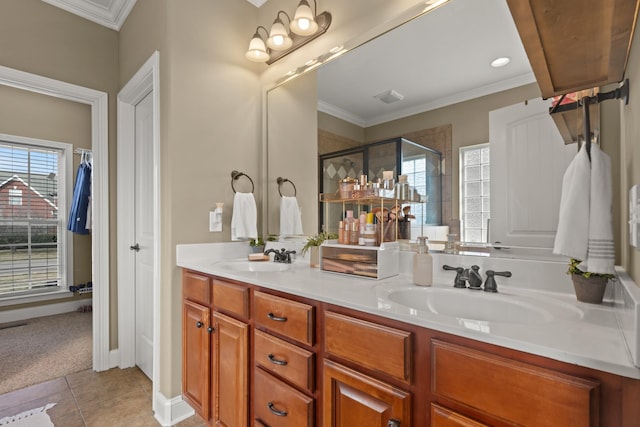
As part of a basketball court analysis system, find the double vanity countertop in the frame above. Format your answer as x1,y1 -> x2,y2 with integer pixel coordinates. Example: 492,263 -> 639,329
176,242 -> 640,380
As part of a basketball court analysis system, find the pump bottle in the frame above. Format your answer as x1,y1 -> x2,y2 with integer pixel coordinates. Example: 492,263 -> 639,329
413,236 -> 433,286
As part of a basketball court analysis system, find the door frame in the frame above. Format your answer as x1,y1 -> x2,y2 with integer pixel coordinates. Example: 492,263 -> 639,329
0,65 -> 111,372
117,51 -> 161,410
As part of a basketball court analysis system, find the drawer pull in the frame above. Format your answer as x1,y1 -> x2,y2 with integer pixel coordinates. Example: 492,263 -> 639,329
195,321 -> 204,328
267,353 -> 288,366
207,326 -> 215,333
387,419 -> 400,427
267,312 -> 288,322
267,402 -> 288,417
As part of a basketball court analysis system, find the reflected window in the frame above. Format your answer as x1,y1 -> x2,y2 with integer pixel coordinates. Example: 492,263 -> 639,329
460,144 -> 490,242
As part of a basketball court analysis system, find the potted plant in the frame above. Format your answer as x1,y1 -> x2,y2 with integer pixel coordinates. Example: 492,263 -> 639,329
301,231 -> 337,268
568,258 -> 615,304
249,237 -> 265,254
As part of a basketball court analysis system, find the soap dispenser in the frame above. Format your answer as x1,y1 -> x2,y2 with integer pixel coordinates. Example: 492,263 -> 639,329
413,236 -> 433,286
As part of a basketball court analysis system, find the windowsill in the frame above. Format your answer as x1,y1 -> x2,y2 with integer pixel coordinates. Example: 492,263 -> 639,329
0,289 -> 74,307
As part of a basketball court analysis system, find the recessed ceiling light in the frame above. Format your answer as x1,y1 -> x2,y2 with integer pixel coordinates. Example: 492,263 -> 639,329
491,57 -> 511,68
329,45 -> 343,54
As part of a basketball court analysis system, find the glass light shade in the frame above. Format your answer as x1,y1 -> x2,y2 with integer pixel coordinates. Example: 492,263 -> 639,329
267,19 -> 293,50
245,34 -> 270,62
290,0 -> 318,36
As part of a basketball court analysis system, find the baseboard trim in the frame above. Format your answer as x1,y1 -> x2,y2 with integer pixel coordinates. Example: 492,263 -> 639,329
154,392 -> 195,427
0,299 -> 88,324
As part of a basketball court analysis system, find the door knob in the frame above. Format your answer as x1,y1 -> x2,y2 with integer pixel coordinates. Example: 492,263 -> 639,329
130,243 -> 140,252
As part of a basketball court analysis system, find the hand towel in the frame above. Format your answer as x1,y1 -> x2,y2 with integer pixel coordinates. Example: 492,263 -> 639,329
231,192 -> 257,241
280,196 -> 303,236
553,143 -> 591,260
579,143 -> 615,274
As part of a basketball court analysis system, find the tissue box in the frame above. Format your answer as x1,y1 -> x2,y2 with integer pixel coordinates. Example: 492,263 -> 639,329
320,242 -> 399,279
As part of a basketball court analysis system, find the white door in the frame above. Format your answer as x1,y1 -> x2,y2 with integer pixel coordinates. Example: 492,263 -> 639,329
490,98 -> 575,248
133,92 -> 154,379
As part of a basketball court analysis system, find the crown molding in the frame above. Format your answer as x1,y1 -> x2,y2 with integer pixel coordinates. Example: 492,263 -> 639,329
319,72 -> 537,128
41,0 -> 137,31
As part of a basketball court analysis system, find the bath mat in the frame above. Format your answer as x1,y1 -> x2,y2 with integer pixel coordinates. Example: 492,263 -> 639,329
0,403 -> 56,426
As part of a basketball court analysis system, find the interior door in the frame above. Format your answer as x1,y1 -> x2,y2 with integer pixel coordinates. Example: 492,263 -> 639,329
134,92 -> 155,379
489,98 -> 575,248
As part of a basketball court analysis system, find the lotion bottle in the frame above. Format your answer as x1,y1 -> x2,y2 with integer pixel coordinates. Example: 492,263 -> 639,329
413,236 -> 433,286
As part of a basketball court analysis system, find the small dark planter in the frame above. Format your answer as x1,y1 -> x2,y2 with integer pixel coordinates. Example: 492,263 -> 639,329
250,245 -> 265,254
571,274 -> 608,304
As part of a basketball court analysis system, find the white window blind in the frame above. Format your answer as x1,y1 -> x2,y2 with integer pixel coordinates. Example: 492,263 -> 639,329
460,144 -> 490,243
0,141 -> 64,297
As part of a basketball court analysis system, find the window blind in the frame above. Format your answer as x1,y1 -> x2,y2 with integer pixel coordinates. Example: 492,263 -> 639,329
0,142 -> 62,296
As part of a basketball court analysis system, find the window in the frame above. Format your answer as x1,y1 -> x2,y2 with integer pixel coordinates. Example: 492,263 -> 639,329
0,136 -> 71,298
9,188 -> 22,206
460,144 -> 490,243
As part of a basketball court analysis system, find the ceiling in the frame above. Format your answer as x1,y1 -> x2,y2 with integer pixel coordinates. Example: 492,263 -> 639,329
317,0 -> 536,127
41,0 -> 137,30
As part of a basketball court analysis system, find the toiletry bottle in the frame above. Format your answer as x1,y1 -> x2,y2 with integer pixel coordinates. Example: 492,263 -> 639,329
344,210 -> 355,245
358,212 -> 367,245
414,236 -> 433,286
338,220 -> 345,244
350,221 -> 360,245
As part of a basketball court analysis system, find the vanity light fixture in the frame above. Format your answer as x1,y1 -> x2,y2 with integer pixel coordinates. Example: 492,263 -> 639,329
245,0 -> 332,65
490,56 -> 511,68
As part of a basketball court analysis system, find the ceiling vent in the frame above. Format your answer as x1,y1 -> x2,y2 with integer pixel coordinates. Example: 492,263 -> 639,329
374,89 -> 404,104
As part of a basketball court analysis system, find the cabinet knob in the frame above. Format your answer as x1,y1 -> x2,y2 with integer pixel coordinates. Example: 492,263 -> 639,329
207,326 -> 214,333
196,321 -> 204,328
267,402 -> 288,417
267,354 -> 288,366
387,419 -> 400,427
267,312 -> 288,322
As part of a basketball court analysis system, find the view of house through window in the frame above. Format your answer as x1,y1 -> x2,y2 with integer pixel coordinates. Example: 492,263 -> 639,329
0,139 -> 67,297
460,144 -> 490,243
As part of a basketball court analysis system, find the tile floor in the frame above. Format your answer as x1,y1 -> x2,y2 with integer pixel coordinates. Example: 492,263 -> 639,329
0,367 -> 207,427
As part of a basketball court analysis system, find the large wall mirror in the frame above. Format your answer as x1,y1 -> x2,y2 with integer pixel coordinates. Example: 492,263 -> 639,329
265,0 -> 621,258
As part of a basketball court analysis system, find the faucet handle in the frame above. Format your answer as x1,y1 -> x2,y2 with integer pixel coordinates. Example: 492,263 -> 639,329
443,265 -> 467,288
484,270 -> 512,293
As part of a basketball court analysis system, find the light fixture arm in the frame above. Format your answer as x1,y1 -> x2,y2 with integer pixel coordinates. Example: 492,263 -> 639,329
254,25 -> 270,40
275,10 -> 292,26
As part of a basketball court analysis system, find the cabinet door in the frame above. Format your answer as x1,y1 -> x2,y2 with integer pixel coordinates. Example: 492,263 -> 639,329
431,404 -> 489,427
182,299 -> 211,420
323,360 -> 410,427
212,311 -> 249,427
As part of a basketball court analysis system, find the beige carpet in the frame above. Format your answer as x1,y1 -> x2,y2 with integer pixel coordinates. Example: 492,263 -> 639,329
0,312 -> 92,395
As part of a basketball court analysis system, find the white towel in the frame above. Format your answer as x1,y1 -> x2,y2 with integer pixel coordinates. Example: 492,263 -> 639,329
231,192 -> 257,241
280,196 -> 303,236
579,143 -> 615,274
553,144 -> 591,260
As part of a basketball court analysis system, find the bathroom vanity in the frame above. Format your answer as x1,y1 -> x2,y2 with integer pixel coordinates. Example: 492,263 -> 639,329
178,244 -> 640,426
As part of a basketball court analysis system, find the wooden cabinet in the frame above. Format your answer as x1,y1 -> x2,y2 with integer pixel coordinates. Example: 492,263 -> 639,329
431,339 -> 600,426
506,0 -> 640,99
323,360 -> 410,427
431,404 -> 489,427
182,272 -> 212,420
183,269 -> 640,426
212,311 -> 248,427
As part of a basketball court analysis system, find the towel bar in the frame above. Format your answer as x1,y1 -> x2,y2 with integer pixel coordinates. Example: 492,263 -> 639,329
231,170 -> 255,193
277,177 -> 297,197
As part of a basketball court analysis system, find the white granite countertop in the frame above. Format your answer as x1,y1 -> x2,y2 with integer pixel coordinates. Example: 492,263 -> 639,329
177,242 -> 640,379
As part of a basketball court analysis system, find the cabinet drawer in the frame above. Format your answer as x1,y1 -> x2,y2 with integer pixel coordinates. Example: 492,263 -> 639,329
431,340 -> 600,426
213,279 -> 249,319
183,270 -> 211,306
324,311 -> 412,382
431,403 -> 489,427
254,329 -> 315,392
254,291 -> 314,346
254,367 -> 314,427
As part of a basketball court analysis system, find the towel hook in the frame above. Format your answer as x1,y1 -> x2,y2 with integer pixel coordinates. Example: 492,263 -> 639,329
277,177 -> 297,197
231,170 -> 255,193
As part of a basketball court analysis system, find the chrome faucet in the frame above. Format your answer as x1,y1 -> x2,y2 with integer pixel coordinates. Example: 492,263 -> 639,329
460,265 -> 483,290
264,248 -> 296,264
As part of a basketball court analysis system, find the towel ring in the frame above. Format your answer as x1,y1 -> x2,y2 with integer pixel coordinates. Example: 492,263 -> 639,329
277,177 -> 297,197
231,170 -> 255,193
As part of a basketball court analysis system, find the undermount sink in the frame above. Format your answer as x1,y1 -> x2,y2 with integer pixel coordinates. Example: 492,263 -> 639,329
381,286 -> 582,325
217,260 -> 291,272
